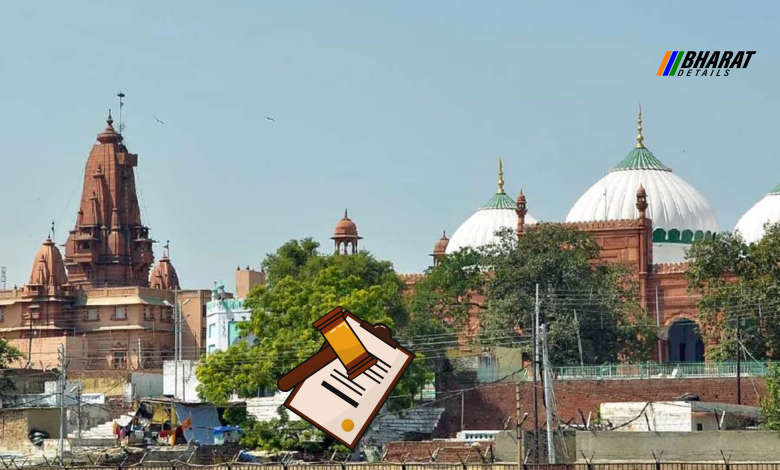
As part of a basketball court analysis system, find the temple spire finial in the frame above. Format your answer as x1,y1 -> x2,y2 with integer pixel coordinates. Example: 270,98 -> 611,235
107,109 -> 113,127
497,157 -> 505,194
344,208 -> 348,219
636,104 -> 644,148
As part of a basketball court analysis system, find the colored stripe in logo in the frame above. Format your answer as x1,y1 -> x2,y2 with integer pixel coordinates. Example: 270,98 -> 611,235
669,50 -> 685,76
656,51 -> 672,76
663,51 -> 678,76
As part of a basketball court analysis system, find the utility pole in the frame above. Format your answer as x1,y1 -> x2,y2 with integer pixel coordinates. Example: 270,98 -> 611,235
532,283 -> 540,464
57,344 -> 67,463
460,390 -> 464,432
736,317 -> 742,405
541,324 -> 556,464
77,381 -> 82,439
138,337 -> 143,369
174,288 -> 179,401
574,309 -> 584,368
655,287 -> 663,362
515,383 -> 522,467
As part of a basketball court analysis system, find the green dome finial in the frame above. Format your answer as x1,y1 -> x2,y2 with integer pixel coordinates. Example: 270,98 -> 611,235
612,106 -> 672,172
636,104 -> 644,148
497,157 -> 505,194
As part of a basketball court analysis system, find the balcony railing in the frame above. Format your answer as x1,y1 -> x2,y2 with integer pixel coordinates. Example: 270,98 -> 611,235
473,360 -> 778,383
552,361 -> 776,380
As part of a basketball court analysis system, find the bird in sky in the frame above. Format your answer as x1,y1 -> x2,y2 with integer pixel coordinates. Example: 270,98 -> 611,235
153,115 -> 166,125
266,116 -> 276,122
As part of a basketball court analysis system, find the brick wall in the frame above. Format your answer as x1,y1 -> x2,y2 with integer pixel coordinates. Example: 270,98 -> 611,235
384,440 -> 489,463
434,377 -> 767,437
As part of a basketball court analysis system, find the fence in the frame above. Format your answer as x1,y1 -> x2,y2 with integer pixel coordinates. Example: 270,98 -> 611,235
552,361 -> 777,380
8,463 -> 780,470
473,359 -> 777,383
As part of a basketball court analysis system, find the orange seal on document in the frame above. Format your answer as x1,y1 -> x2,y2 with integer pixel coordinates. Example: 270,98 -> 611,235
341,419 -> 354,431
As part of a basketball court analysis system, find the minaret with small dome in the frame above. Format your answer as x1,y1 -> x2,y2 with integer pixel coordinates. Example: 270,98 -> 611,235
332,209 -> 362,255
430,230 -> 450,266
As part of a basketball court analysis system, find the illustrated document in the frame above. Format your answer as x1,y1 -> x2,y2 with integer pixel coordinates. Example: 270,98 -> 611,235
284,315 -> 414,448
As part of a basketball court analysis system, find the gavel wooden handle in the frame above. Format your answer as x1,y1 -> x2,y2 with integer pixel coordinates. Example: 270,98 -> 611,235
277,323 -> 395,392
277,345 -> 336,391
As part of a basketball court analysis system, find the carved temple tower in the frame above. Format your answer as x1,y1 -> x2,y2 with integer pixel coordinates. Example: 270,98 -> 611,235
64,113 -> 155,287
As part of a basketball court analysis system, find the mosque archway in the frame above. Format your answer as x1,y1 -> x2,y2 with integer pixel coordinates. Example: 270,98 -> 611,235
666,318 -> 704,363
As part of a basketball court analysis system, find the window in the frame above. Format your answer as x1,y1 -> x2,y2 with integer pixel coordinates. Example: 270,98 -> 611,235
696,423 -> 703,431
86,308 -> 99,321
0,306 -> 4,322
144,306 -> 153,321
113,306 -> 127,320
162,307 -> 173,322
111,351 -> 127,369
208,344 -> 216,354
208,323 -> 215,339
228,321 -> 241,346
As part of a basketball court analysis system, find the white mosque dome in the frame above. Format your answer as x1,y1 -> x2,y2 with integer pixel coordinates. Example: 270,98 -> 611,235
565,109 -> 718,263
734,183 -> 780,244
446,161 -> 538,254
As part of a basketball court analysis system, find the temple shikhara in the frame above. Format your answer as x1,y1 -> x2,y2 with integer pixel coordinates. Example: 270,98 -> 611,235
64,112 -> 155,288
0,114 -> 210,370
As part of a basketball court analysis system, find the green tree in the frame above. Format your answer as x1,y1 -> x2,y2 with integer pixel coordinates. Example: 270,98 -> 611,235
0,339 -> 22,396
761,363 -> 780,431
401,249 -> 481,378
196,239 -> 433,450
686,222 -> 780,360
478,224 -> 655,365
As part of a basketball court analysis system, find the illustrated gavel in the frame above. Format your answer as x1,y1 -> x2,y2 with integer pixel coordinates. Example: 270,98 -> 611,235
278,307 -> 386,391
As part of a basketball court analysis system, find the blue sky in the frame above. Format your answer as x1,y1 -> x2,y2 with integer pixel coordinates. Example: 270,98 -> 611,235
0,1 -> 777,291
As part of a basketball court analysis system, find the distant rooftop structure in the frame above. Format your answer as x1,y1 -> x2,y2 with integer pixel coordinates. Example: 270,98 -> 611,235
600,401 -> 759,432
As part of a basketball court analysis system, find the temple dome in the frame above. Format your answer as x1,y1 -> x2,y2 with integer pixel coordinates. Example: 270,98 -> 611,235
446,160 -> 538,254
734,183 -> 780,244
28,236 -> 68,287
565,108 -> 717,262
150,251 -> 180,290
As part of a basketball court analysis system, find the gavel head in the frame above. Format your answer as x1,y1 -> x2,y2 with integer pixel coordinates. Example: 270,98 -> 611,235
313,307 -> 377,379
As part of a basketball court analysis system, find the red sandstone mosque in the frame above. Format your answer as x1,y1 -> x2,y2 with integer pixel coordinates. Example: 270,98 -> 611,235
423,108 -> 778,363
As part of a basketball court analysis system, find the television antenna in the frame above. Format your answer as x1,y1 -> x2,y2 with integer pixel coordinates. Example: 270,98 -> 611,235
117,92 -> 126,136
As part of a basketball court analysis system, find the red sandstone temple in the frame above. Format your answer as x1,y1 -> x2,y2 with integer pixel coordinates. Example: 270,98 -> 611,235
0,114 -> 212,370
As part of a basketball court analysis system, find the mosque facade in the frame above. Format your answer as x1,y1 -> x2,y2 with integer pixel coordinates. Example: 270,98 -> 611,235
423,108 -> 778,363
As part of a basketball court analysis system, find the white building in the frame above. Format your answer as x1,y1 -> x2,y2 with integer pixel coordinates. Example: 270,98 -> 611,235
163,359 -> 202,402
205,282 -> 254,354
599,401 -> 759,432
